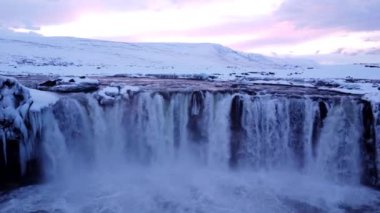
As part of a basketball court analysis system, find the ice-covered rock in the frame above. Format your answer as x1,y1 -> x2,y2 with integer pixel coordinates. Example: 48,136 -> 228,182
0,77 -> 34,188
95,84 -> 139,105
38,76 -> 99,93
0,76 -> 58,189
0,77 -> 31,161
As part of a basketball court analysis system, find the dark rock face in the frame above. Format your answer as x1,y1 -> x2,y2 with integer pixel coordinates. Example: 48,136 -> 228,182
361,102 -> 378,187
186,91 -> 208,161
288,100 -> 307,169
0,139 -> 42,191
187,91 -> 206,143
229,95 -> 245,167
39,80 -> 58,87
0,139 -> 22,189
311,101 -> 328,157
38,77 -> 99,93
368,102 -> 380,189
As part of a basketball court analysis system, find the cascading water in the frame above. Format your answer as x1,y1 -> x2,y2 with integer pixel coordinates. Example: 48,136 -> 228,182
32,92 -> 363,181
1,89 -> 380,212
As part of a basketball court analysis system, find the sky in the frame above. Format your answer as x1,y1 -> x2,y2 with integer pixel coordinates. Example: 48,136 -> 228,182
1,0 -> 380,64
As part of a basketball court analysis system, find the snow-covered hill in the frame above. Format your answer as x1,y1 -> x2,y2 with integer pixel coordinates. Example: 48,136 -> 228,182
0,31 -> 379,102
0,31 -> 379,80
0,31 -> 292,77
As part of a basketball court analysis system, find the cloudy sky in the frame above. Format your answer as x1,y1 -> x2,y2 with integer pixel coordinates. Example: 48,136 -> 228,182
1,0 -> 380,64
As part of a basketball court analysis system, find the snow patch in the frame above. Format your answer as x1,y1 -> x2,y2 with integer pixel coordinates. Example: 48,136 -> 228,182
96,84 -> 140,105
29,88 -> 59,111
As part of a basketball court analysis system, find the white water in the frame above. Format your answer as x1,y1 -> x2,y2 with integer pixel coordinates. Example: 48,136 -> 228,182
1,92 -> 379,212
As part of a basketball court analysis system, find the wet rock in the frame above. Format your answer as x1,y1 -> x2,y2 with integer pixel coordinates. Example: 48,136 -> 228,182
364,64 -> 380,68
38,77 -> 99,93
311,101 -> 328,157
229,95 -> 245,167
39,80 -> 58,87
361,102 -> 379,188
187,91 -> 207,143
314,80 -> 340,88
288,100 -> 306,168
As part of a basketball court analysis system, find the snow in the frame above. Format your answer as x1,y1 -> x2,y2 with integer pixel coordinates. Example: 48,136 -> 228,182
0,31 -> 379,102
96,84 -> 140,105
335,83 -> 380,103
98,84 -> 139,97
29,88 -> 59,111
120,85 -> 140,93
256,64 -> 379,80
249,79 -> 315,87
0,32 -> 378,81
0,32 -> 309,77
0,76 -> 58,133
0,76 -> 59,111
99,86 -> 119,97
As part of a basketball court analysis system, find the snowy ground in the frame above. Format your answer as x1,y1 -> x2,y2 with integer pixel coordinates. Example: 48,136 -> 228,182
0,31 -> 379,103
0,31 -> 377,80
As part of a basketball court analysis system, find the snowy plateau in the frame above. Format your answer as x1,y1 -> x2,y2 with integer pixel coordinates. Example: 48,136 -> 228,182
0,31 -> 380,213
0,31 -> 379,102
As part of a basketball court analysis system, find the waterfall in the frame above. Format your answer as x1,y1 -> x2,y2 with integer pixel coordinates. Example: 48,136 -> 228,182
2,88 -> 380,212
27,91 -> 369,185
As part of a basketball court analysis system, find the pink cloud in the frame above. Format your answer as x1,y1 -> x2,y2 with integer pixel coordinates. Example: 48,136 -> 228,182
276,0 -> 380,31
102,19 -> 336,52
0,0 -> 223,29
230,22 -> 334,50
